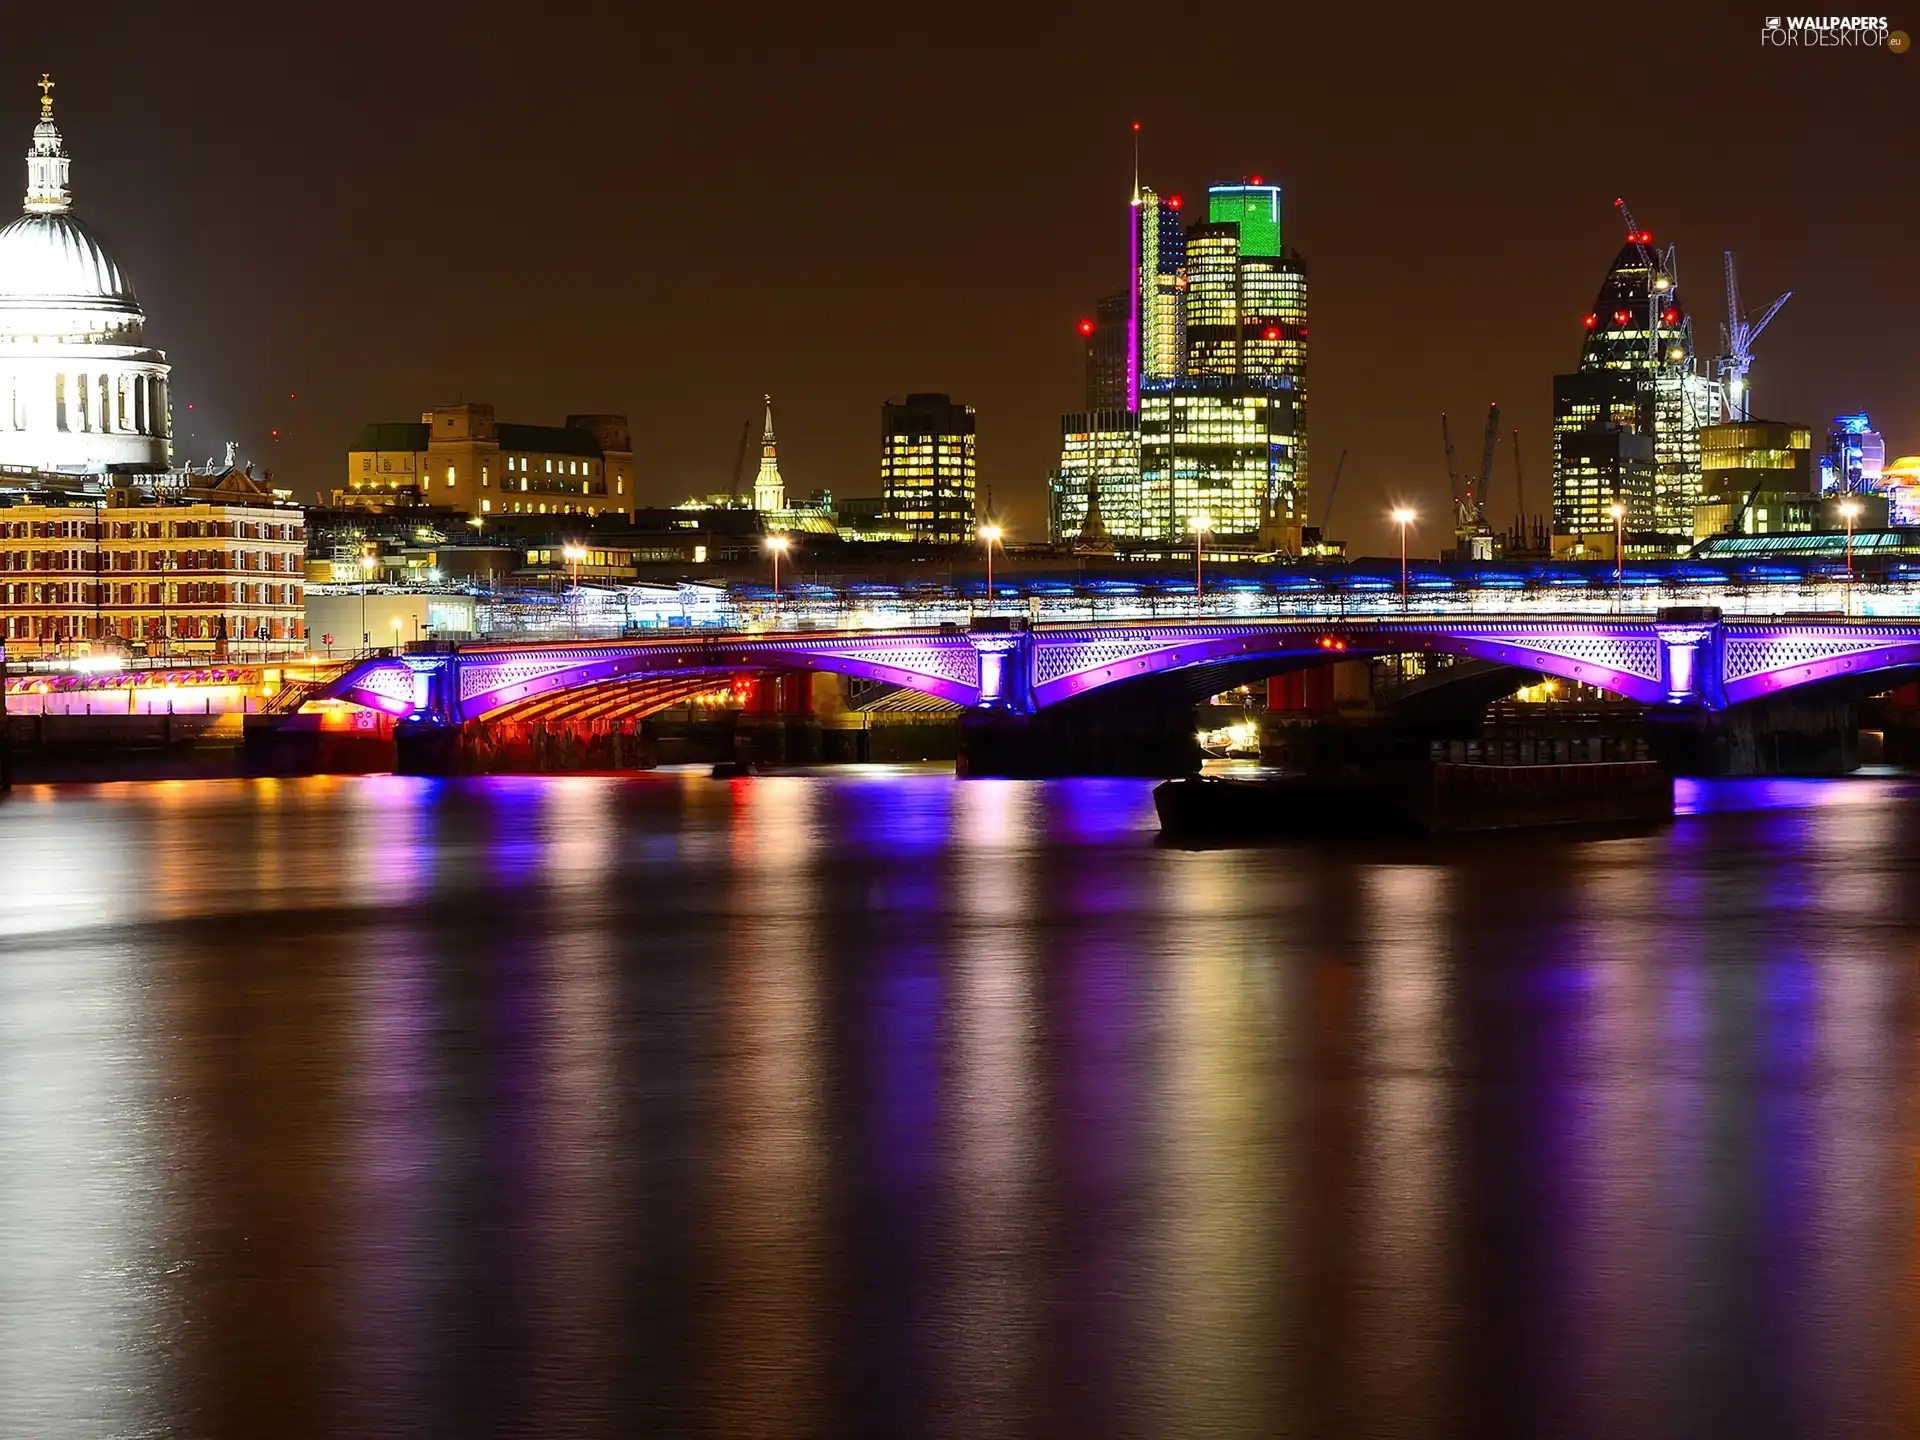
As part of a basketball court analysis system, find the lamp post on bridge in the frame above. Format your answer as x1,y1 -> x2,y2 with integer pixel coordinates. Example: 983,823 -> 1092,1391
764,534 -> 789,617
562,543 -> 587,638
358,546 -> 377,651
1391,507 -> 1416,613
978,521 -> 1001,613
1840,497 -> 1862,616
1190,513 -> 1212,602
1609,498 -> 1626,605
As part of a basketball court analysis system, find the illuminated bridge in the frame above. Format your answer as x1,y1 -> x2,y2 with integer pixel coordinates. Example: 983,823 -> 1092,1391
313,608 -> 1920,726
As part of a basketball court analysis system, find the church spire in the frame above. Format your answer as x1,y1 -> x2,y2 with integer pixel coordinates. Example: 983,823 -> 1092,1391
753,392 -> 785,513
24,73 -> 71,215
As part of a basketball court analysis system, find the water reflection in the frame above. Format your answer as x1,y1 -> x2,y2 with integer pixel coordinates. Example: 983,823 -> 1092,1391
1356,864 -> 1453,1434
0,772 -> 1918,1436
0,926 -> 162,1437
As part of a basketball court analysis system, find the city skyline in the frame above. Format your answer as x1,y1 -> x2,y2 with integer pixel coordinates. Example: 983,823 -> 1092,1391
5,1 -> 1912,557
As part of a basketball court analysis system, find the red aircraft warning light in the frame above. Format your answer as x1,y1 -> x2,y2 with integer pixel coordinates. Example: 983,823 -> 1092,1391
1584,313 -> 1599,328
1263,327 -> 1280,341
1077,318 -> 1095,336
1167,193 -> 1183,209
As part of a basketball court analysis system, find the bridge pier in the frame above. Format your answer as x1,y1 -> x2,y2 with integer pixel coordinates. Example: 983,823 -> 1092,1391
1645,697 -> 1861,776
958,619 -> 1205,777
394,719 -> 461,776
733,671 -> 822,766
957,706 -> 1203,778
1645,608 -> 1860,774
394,717 -> 658,775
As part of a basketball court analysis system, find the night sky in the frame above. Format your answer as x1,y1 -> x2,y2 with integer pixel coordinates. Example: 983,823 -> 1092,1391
10,1 -> 1914,556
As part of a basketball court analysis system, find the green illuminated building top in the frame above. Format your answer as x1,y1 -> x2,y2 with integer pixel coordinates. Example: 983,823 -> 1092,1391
1207,184 -> 1282,257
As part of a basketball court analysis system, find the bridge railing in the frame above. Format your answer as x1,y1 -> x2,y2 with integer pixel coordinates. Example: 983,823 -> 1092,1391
444,578 -> 1911,643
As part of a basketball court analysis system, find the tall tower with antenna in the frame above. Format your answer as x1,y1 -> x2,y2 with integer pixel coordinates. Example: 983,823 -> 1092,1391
1127,124 -> 1186,410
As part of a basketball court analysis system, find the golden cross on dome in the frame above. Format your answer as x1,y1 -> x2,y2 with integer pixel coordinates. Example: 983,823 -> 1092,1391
36,74 -> 53,111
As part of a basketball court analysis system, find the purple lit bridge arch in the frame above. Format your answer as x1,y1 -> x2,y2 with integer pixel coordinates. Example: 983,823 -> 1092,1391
308,613 -> 1920,727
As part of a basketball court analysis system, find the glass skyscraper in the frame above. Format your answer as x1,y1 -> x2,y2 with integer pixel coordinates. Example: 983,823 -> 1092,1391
1138,386 -> 1300,542
1129,186 -> 1187,406
1085,291 -> 1130,412
1551,232 -> 1720,549
1052,176 -> 1308,548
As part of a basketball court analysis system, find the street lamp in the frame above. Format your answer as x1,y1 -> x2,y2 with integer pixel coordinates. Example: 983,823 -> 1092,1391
1191,514 -> 1212,600
562,543 -> 587,638
978,521 -> 1002,610
1839,497 -> 1863,614
1391,507 -> 1417,611
390,616 -> 404,653
1608,498 -> 1627,597
359,546 -> 378,650
765,533 -> 790,600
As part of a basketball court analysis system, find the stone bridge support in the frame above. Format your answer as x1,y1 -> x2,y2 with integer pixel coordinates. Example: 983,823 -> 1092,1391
734,669 -> 821,765
959,622 -> 1201,776
1646,694 -> 1862,776
1643,608 -> 1858,775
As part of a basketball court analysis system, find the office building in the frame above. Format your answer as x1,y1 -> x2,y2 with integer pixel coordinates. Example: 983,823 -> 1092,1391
1819,411 -> 1886,496
1139,387 -> 1300,543
1691,420 -> 1817,539
1551,229 -> 1720,551
0,77 -> 172,481
1049,410 -> 1140,544
1882,454 -> 1920,526
1129,187 -> 1186,405
1140,181 -> 1307,545
1185,184 -> 1306,392
1084,291 -> 1130,411
341,403 -> 634,519
1052,175 -> 1308,550
880,393 -> 976,544
0,467 -> 305,658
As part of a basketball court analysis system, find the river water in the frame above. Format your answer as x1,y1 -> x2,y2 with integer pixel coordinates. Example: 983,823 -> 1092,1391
2,768 -> 1919,1438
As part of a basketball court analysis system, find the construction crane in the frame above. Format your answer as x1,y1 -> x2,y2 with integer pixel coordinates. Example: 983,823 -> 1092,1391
1443,407 -> 1498,529
726,417 -> 753,504
1442,413 -> 1463,521
1510,426 -> 1524,526
1614,198 -> 1681,367
1715,251 -> 1791,422
1318,448 -> 1348,530
1474,403 -> 1500,527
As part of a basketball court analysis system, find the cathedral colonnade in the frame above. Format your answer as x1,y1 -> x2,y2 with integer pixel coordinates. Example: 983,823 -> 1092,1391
0,363 -> 166,437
